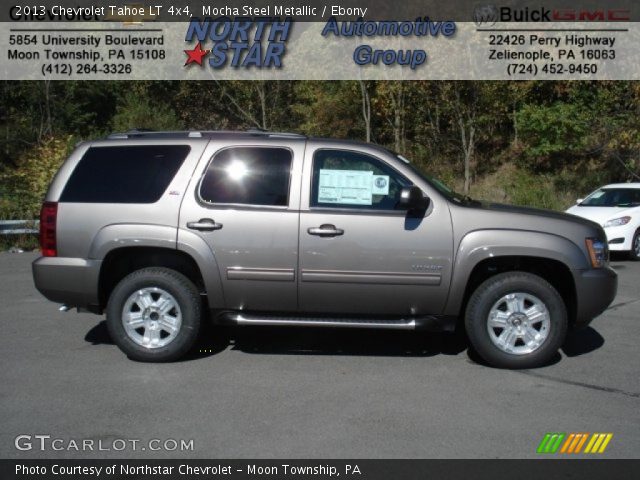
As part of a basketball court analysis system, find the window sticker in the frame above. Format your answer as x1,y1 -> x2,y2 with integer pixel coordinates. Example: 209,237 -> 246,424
372,175 -> 390,195
318,169 -> 373,205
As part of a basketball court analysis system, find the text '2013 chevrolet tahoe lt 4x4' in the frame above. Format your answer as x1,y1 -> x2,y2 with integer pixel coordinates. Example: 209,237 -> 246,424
33,130 -> 617,368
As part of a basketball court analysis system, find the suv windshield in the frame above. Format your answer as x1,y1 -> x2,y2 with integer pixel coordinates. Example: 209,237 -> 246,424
580,188 -> 640,207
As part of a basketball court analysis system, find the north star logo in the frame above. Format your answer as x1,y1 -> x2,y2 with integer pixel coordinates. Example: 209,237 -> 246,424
184,42 -> 209,66
183,17 -> 292,69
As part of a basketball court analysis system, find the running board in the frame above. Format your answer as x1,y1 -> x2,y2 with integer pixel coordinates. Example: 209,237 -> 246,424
223,314 -> 426,330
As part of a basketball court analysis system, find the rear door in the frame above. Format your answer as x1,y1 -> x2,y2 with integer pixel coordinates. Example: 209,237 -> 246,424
298,143 -> 453,316
179,138 -> 305,312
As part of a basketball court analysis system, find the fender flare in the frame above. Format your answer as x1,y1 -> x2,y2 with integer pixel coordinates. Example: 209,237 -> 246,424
89,224 -> 177,260
443,229 -> 588,316
89,224 -> 225,309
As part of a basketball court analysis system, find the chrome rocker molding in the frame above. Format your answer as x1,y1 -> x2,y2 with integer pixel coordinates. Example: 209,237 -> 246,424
220,313 -> 456,331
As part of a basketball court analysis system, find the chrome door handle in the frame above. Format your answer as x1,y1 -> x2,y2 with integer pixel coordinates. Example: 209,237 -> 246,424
187,219 -> 223,231
307,224 -> 344,237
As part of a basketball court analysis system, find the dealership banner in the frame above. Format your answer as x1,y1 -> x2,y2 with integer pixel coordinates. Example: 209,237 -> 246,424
1,0 -> 640,80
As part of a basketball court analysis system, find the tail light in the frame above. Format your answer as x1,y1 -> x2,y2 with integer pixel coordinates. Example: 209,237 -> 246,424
39,202 -> 58,257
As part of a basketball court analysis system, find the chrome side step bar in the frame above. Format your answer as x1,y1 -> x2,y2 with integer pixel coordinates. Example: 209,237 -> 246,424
226,313 -> 417,330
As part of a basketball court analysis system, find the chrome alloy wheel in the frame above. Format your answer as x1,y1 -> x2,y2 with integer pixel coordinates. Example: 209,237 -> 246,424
121,287 -> 182,349
487,292 -> 551,355
634,234 -> 640,257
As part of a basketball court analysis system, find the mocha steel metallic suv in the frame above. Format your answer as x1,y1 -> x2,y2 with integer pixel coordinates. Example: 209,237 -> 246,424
33,130 -> 617,368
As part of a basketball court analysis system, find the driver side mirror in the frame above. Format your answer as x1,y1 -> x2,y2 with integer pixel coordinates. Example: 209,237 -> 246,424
398,186 -> 429,211
576,198 -> 583,205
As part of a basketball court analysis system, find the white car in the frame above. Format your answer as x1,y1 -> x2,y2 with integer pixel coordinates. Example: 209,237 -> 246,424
566,183 -> 640,260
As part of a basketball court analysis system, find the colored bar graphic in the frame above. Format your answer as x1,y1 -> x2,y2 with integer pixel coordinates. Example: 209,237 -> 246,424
574,433 -> 589,453
584,433 -> 614,454
560,433 -> 575,453
537,433 -> 552,453
539,433 -> 613,454
597,434 -> 613,453
537,433 -> 565,453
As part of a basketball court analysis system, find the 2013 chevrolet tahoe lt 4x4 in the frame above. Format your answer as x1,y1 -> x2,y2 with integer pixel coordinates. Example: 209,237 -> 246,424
32,130 -> 617,368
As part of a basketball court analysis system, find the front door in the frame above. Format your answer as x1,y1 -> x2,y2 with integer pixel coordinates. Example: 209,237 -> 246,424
298,146 -> 453,316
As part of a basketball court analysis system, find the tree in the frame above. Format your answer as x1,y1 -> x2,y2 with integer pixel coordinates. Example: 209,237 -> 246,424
219,81 -> 296,131
0,136 -> 73,218
437,82 -> 481,194
359,80 -> 372,142
293,82 -> 363,138
112,90 -> 182,131
375,82 -> 407,153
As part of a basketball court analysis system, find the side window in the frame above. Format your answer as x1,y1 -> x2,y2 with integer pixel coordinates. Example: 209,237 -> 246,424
199,147 -> 292,207
60,145 -> 190,203
311,149 -> 411,210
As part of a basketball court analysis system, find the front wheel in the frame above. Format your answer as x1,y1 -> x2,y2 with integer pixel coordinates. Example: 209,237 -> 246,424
106,267 -> 202,362
465,272 -> 568,369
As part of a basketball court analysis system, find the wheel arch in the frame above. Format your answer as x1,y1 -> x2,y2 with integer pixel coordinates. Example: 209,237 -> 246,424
98,247 -> 207,310
91,223 -> 226,310
445,230 -> 585,326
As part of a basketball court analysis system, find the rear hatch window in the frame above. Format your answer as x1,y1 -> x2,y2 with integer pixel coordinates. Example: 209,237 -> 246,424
60,145 -> 190,203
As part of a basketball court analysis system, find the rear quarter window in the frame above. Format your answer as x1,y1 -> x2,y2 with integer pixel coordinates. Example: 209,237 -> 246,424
60,145 -> 190,203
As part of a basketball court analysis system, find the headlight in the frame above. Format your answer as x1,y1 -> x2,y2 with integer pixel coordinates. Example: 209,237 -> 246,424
603,216 -> 631,228
585,238 -> 607,268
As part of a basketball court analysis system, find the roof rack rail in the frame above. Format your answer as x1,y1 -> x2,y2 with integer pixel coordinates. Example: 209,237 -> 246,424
105,129 -> 307,140
107,130 -> 204,140
245,128 -> 306,139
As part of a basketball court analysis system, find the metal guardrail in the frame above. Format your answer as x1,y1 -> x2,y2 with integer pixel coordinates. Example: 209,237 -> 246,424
0,220 -> 39,235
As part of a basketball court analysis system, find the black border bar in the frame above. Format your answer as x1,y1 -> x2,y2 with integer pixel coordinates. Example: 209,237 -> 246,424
2,459 -> 639,480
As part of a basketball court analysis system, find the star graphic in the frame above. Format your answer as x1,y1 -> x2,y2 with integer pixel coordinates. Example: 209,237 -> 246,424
184,42 -> 209,66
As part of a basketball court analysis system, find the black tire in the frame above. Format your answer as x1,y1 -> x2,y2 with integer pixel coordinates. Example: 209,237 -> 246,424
106,267 -> 201,362
465,272 -> 567,369
629,230 -> 640,261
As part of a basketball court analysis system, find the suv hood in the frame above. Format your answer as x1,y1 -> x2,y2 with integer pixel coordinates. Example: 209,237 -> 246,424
565,204 -> 639,226
473,201 -> 602,229
449,200 -> 607,256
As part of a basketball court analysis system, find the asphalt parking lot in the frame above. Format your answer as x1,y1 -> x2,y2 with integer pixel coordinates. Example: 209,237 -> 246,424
0,252 -> 638,459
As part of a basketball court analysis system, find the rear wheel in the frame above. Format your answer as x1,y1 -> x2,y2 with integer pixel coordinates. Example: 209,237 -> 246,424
465,272 -> 567,369
630,230 -> 640,261
106,267 -> 201,362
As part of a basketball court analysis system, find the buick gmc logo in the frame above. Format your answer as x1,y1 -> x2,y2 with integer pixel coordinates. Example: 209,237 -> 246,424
473,4 -> 498,26
473,5 -> 630,23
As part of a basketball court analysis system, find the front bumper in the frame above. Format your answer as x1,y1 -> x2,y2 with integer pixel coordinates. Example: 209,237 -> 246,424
32,256 -> 101,309
604,224 -> 634,251
573,266 -> 617,327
